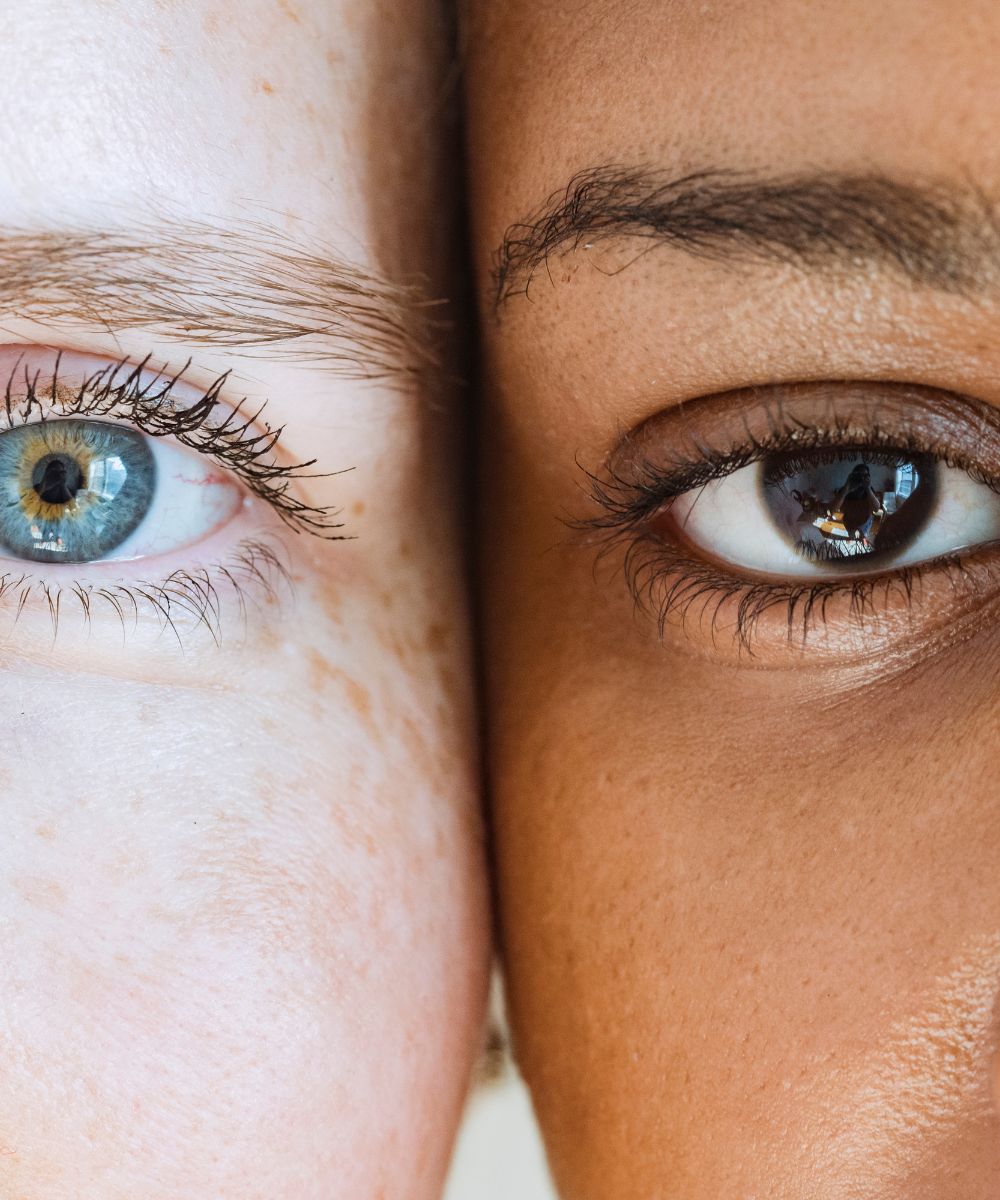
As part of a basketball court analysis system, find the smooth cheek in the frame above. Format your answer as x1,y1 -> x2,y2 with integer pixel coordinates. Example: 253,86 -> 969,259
0,578 -> 488,1199
487,431 -> 1000,1198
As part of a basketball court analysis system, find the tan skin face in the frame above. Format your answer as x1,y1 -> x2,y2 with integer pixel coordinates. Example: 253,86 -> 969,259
466,2 -> 1000,1196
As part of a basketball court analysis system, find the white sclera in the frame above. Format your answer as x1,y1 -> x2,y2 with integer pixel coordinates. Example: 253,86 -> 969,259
669,460 -> 1000,578
103,437 -> 244,561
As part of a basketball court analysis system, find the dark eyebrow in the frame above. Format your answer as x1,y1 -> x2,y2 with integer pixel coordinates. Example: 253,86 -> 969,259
0,217 -> 440,384
493,166 -> 1000,306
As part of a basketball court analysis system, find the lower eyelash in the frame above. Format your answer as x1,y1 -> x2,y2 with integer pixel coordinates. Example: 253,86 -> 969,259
0,536 -> 291,648
612,531 -> 995,654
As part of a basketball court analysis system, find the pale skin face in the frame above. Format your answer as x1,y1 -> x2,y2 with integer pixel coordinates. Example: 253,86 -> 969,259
0,3 -> 489,1198
466,2 -> 1000,1196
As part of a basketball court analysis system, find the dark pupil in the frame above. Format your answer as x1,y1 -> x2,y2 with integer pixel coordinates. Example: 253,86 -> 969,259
32,453 -> 85,506
761,451 -> 934,565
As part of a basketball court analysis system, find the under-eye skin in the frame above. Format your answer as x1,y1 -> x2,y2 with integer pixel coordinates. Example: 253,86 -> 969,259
578,381 -> 1000,658
0,346 -> 348,642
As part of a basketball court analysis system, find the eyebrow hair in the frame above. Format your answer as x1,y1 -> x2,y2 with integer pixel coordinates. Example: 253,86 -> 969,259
0,217 -> 440,384
493,166 -> 1000,306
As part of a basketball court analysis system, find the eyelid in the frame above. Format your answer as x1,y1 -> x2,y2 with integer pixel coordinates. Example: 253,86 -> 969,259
598,381 -> 1000,518
0,344 -> 349,540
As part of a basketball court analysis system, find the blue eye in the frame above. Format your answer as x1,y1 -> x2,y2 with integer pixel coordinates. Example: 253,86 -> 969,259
0,418 -> 245,566
0,420 -> 156,563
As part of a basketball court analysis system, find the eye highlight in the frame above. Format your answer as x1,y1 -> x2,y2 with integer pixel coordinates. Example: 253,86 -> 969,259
578,381 -> 1000,658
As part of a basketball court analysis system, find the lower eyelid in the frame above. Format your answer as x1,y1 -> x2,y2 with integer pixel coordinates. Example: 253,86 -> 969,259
0,520 -> 295,654
612,527 -> 1000,665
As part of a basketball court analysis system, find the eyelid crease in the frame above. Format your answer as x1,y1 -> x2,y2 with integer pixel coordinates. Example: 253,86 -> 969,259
581,381 -> 1000,532
0,348 -> 350,540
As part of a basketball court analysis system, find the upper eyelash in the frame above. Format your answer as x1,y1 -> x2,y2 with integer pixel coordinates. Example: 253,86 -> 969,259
2,351 -> 347,538
577,413 -> 1000,536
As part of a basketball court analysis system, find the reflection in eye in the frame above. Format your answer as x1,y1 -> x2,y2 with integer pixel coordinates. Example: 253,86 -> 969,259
669,449 -> 1000,579
769,456 -> 925,562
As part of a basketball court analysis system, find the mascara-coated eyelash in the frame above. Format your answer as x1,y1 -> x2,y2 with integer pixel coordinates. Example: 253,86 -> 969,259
576,381 -> 1000,654
4,350 -> 346,539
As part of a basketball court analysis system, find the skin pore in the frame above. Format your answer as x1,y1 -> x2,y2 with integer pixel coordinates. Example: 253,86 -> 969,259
466,2 -> 1000,1197
0,2 -> 489,1198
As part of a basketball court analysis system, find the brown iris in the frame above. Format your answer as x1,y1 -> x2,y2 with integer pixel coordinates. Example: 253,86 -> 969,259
16,427 -> 97,524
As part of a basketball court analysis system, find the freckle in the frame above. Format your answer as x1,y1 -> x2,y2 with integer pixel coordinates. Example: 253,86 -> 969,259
251,624 -> 280,657
425,622 -> 449,653
255,770 -> 278,803
320,582 -> 344,626
400,715 -> 437,781
34,822 -> 56,841
159,44 -> 173,55
344,678 -> 372,723
399,540 -> 413,560
257,78 -> 276,95
203,11 -> 219,32
308,648 -> 335,691
13,876 -> 66,913
380,591 -> 393,609
351,500 -> 365,516
278,0 -> 301,20
438,664 -> 460,706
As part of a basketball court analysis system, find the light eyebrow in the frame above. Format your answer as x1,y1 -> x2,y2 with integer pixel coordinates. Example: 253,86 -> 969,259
493,166 -> 1000,306
0,217 -> 440,384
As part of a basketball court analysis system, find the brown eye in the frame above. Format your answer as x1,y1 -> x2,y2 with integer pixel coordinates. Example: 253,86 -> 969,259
659,448 -> 999,580
758,450 -> 937,567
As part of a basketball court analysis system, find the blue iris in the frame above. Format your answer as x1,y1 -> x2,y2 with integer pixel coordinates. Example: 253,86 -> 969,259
0,420 -> 156,563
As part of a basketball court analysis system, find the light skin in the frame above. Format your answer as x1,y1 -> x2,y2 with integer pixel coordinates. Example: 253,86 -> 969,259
0,2 -> 489,1198
465,2 -> 1000,1196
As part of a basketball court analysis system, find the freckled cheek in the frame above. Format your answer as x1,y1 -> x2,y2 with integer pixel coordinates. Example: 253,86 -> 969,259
0,676 -> 484,1195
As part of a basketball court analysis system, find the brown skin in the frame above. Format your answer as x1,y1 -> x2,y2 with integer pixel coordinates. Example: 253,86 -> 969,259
466,2 -> 1000,1197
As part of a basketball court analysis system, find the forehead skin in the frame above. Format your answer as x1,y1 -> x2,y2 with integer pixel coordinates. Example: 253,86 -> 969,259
466,2 -> 1000,1198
